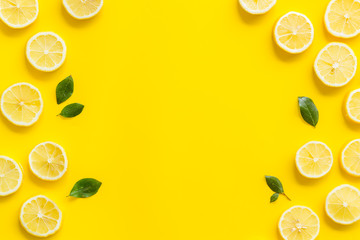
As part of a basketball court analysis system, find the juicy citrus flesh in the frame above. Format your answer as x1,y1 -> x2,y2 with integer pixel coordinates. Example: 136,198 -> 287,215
275,12 -> 313,53
27,32 -> 66,72
1,83 -> 42,126
342,139 -> 360,175
325,0 -> 360,38
20,195 -> 62,237
296,141 -> 333,178
346,89 -> 360,123
315,43 -> 356,87
0,156 -> 22,196
29,142 -> 67,181
279,206 -> 320,240
0,0 -> 38,28
239,0 -> 276,14
326,184 -> 360,224
63,0 -> 103,19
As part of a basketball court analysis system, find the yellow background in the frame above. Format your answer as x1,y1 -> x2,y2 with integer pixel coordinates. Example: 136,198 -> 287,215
1,0 -> 360,239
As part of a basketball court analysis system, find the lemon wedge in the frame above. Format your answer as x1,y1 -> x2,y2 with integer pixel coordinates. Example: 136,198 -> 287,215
63,0 -> 103,19
346,89 -> 360,123
279,206 -> 320,240
239,0 -> 276,15
1,82 -> 43,127
0,0 -> 38,28
326,184 -> 360,225
20,195 -> 62,237
29,142 -> 68,181
0,156 -> 22,196
342,139 -> 360,176
274,12 -> 314,54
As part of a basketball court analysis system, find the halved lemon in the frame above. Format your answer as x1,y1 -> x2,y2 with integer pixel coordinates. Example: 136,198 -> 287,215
238,0 -> 276,15
0,156 -> 22,196
20,195 -> 62,237
63,0 -> 103,20
0,0 -> 38,28
26,32 -> 67,72
296,141 -> 333,178
326,184 -> 360,225
325,0 -> 360,38
346,89 -> 360,123
342,139 -> 360,176
279,206 -> 320,240
274,12 -> 314,54
1,82 -> 43,127
314,42 -> 357,87
29,142 -> 68,181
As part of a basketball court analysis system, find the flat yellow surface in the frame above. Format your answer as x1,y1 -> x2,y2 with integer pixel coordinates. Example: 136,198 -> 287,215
1,0 -> 360,239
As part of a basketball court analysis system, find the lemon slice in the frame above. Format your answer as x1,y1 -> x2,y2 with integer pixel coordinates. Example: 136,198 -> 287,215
296,141 -> 333,178
0,0 -> 38,29
26,32 -> 67,72
1,82 -> 43,127
314,42 -> 357,87
63,0 -> 103,20
346,89 -> 360,123
325,0 -> 360,38
239,0 -> 276,15
20,195 -> 62,237
326,184 -> 360,225
274,11 -> 314,54
342,139 -> 360,176
29,142 -> 68,181
279,206 -> 320,240
0,156 -> 22,196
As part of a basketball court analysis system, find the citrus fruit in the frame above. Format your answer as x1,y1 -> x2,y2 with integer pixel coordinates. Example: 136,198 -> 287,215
238,0 -> 276,15
279,206 -> 320,240
342,139 -> 360,176
326,184 -> 360,225
29,142 -> 68,181
314,42 -> 357,87
325,0 -> 360,38
20,195 -> 62,237
296,141 -> 333,178
346,88 -> 360,123
274,11 -> 314,54
0,0 -> 38,28
26,32 -> 67,72
0,156 -> 22,196
63,0 -> 103,19
1,82 -> 43,127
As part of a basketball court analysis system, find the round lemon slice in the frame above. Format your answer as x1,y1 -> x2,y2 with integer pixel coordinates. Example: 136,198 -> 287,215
0,156 -> 22,196
325,0 -> 360,38
29,142 -> 68,181
279,206 -> 320,240
274,12 -> 314,54
314,42 -> 357,87
20,195 -> 62,237
1,82 -> 43,127
0,0 -> 38,28
239,0 -> 276,15
326,184 -> 360,225
296,141 -> 333,178
26,32 -> 67,72
63,0 -> 103,20
342,139 -> 360,176
346,89 -> 360,123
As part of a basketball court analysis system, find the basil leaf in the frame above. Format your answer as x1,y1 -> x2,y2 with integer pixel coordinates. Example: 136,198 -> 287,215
265,176 -> 284,194
59,103 -> 84,118
298,97 -> 319,127
270,193 -> 279,203
69,178 -> 102,198
56,75 -> 74,104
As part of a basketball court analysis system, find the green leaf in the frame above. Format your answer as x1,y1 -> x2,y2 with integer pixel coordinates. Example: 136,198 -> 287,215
298,97 -> 319,127
265,176 -> 284,194
56,75 -> 74,104
59,103 -> 84,118
270,193 -> 279,203
69,178 -> 102,198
